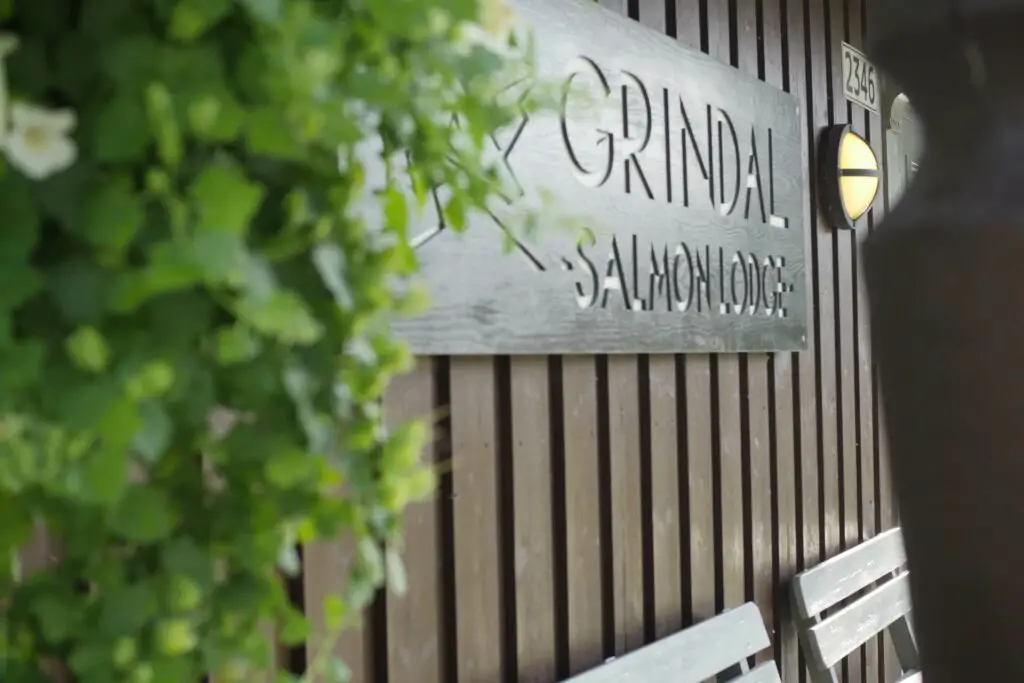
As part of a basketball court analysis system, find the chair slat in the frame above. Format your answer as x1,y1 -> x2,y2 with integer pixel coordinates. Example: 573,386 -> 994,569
729,661 -> 783,683
792,528 -> 906,618
896,673 -> 923,683
566,603 -> 770,683
807,572 -> 913,670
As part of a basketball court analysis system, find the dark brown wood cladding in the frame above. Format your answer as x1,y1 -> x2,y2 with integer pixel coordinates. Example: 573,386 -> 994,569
304,0 -> 901,682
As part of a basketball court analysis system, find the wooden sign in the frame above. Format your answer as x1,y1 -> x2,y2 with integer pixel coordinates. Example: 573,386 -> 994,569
841,42 -> 880,114
392,0 -> 807,355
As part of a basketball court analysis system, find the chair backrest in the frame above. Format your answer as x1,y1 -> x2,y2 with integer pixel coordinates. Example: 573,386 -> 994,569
791,528 -> 919,683
565,602 -> 780,683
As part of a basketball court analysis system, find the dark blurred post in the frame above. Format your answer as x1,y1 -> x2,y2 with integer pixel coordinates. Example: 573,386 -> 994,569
866,2 -> 1024,681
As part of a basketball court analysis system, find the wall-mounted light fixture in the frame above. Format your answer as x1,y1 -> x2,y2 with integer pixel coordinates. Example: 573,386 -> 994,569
820,124 -> 879,230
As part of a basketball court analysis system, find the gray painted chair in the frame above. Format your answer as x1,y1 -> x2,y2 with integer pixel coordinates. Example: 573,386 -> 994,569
791,528 -> 920,683
564,602 -> 780,683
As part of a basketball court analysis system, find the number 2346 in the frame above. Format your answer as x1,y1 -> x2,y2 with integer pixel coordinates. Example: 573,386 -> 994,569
843,49 -> 876,105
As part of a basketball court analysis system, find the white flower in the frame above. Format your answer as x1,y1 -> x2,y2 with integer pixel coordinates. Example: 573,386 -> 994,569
4,102 -> 78,180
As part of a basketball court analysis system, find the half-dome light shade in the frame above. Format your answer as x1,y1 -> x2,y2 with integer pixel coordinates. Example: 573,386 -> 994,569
821,124 -> 879,230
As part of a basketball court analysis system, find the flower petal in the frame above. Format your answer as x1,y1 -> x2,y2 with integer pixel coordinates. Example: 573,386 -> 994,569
4,131 -> 77,180
9,102 -> 78,135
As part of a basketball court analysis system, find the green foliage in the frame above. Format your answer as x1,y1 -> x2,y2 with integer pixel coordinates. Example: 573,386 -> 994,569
0,0 -> 535,681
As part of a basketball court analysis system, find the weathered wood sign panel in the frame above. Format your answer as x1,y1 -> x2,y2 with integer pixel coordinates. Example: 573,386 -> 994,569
393,0 -> 807,354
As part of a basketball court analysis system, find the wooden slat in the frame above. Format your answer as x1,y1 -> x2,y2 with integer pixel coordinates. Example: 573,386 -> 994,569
635,0 -> 682,644
848,0 -> 882,679
896,673 -> 923,683
703,0 -> 745,615
608,355 -> 645,654
870,4 -> 903,678
792,527 -> 905,618
303,535 -> 372,683
566,603 -> 771,683
688,356 -> 717,622
770,0 -> 803,679
563,356 -> 605,675
670,0 -> 713,641
385,361 -> 441,683
789,0 -> 822,593
600,3 -> 643,660
511,357 -> 557,682
719,353 -> 745,611
735,0 -> 774,654
637,0 -> 667,34
649,355 -> 683,639
829,16 -> 862,683
807,573 -> 913,671
672,0 -> 701,46
596,0 -> 627,18
808,0 -> 841,566
449,357 -> 503,682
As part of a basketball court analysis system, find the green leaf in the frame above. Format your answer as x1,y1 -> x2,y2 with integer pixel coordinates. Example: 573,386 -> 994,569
66,326 -> 110,373
167,574 -> 202,611
101,36 -> 160,89
278,607 -> 308,646
99,581 -> 160,636
0,177 -> 40,262
131,402 -> 172,464
214,324 -> 261,365
190,229 -> 249,284
95,396 -> 143,449
161,538 -> 214,589
81,177 -> 145,253
188,161 -> 265,233
69,640 -> 112,679
80,444 -> 128,505
264,447 -> 315,489
146,82 -> 183,168
48,258 -> 111,325
0,264 -> 44,311
169,0 -> 233,42
92,96 -> 152,163
111,486 -> 178,543
235,290 -> 323,345
237,0 -> 282,22
311,243 -> 352,309
143,241 -> 204,294
322,595 -> 346,631
384,185 -> 409,234
32,590 -> 82,642
245,107 -> 302,159
126,361 -> 176,400
187,92 -> 244,141
112,637 -> 138,669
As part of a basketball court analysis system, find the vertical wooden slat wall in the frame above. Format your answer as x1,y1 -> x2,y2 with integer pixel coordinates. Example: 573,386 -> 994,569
295,0 -> 905,682
5,2 -> 911,681
0,0 -> 904,680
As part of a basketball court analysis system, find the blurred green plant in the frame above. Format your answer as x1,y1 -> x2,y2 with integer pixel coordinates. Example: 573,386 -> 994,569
0,0 -> 539,681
